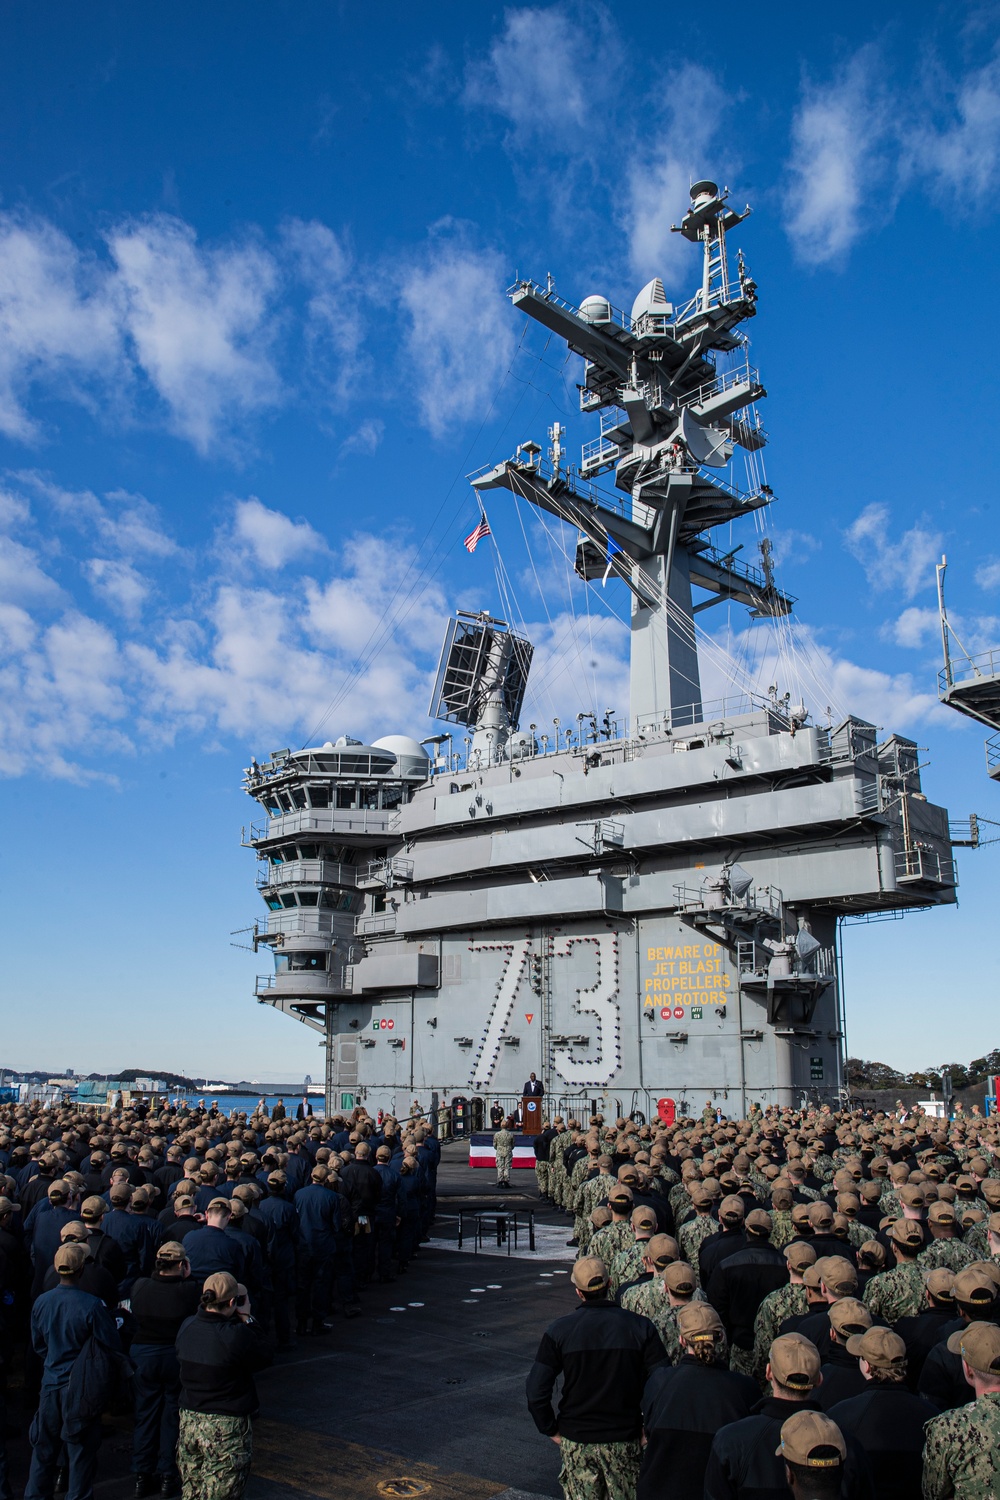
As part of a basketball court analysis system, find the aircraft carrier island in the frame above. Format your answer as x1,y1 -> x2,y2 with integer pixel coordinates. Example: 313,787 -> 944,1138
242,182 -> 958,1119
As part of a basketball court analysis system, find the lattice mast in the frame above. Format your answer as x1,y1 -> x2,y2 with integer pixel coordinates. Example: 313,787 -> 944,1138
473,180 -> 792,729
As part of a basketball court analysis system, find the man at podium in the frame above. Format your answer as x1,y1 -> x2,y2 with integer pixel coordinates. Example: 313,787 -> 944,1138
522,1073 -> 544,1137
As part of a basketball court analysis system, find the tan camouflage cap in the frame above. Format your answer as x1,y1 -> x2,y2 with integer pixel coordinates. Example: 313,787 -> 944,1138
646,1233 -> 679,1268
201,1272 -> 238,1308
719,1194 -> 745,1225
947,1321 -> 1000,1376
785,1241 -> 817,1272
889,1218 -> 924,1250
663,1261 -> 697,1295
775,1410 -> 846,1467
677,1302 -> 723,1340
571,1257 -> 609,1293
819,1256 -> 858,1297
954,1266 -> 999,1310
769,1333 -> 822,1390
828,1297 -> 871,1339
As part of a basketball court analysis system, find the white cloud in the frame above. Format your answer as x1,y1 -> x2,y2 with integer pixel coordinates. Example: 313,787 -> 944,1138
108,215 -> 283,455
14,471 -> 179,561
887,605 -> 940,649
624,65 -> 725,285
399,232 -> 516,438
905,45 -> 1000,201
232,497 -> 326,569
766,528 -> 822,568
519,608 -> 629,728
705,618 -> 944,733
0,214 -> 121,441
0,609 -> 131,781
976,558 -> 1000,590
83,558 -> 151,620
785,51 -> 887,264
280,218 -> 365,405
338,417 -> 383,459
844,502 -> 942,600
0,535 -> 61,604
463,5 -> 608,150
784,51 -> 888,265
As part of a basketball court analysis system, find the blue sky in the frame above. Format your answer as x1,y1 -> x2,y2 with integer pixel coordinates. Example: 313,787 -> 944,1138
2,1 -> 999,1081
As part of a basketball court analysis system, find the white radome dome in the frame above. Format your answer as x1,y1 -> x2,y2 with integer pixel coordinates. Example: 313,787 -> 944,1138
371,735 -> 430,761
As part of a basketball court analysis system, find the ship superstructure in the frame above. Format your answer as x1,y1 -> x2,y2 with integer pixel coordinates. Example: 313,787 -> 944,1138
243,183 -> 959,1119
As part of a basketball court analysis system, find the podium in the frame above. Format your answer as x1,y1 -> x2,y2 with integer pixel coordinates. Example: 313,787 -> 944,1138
521,1094 -> 542,1136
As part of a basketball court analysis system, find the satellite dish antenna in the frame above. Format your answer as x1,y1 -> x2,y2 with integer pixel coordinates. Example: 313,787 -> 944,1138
677,407 -> 733,468
727,863 -> 753,899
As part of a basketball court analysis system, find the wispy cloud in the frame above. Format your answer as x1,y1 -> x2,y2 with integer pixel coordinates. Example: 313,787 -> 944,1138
975,557 -> 1000,590
706,619 -> 945,732
0,209 -> 375,457
0,214 -> 122,441
463,4 -> 615,152
844,502 -> 942,600
0,489 -> 451,780
280,218 -> 365,406
785,40 -> 1000,264
398,228 -> 516,438
108,215 -> 283,456
624,65 -> 726,285
904,43 -> 1000,201
232,496 -> 327,569
83,558 -> 151,621
784,50 -> 889,265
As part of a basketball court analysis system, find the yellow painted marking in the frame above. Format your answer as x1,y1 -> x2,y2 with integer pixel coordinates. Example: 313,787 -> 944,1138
252,1418 -> 506,1499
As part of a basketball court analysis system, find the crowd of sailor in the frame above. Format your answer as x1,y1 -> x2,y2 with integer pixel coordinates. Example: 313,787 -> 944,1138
0,1098 -> 439,1500
524,1103 -> 1000,1500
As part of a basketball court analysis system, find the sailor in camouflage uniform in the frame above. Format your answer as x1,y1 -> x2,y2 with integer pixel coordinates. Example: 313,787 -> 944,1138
920,1200 -> 977,1274
588,1186 -> 635,1268
573,1157 -> 617,1252
752,1241 -> 816,1383
626,1255 -> 698,1362
922,1321 -> 1000,1500
864,1217 -> 928,1322
175,1273 -> 270,1500
547,1120 -> 573,1209
526,1256 -> 665,1500
767,1185 -> 797,1250
678,1182 -> 719,1284
619,1233 -> 678,1313
493,1119 -> 515,1187
608,1206 -> 657,1298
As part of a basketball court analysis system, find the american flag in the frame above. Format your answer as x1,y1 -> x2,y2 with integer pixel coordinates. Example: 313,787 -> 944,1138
464,515 -> 491,553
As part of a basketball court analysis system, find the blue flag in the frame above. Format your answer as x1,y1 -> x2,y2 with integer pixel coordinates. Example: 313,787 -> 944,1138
602,535 -> 624,586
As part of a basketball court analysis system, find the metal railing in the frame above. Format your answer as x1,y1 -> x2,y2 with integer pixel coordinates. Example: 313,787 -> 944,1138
263,911 -> 336,937
678,360 -> 762,412
988,733 -> 1000,775
256,969 -> 351,996
507,279 -> 629,330
257,860 -> 357,890
257,809 -> 393,841
894,847 -> 956,886
939,648 -> 1000,692
356,912 -> 398,936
